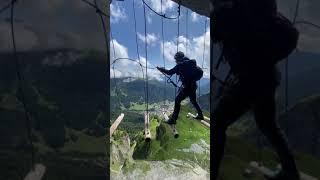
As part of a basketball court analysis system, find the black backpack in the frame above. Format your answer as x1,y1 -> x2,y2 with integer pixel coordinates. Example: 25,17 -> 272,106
212,0 -> 299,65
260,13 -> 299,64
181,59 -> 203,81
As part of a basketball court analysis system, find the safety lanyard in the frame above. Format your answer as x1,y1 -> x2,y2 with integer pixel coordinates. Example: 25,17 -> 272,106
159,71 -> 178,88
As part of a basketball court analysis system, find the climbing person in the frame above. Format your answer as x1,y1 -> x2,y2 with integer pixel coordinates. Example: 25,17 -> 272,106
210,0 -> 300,180
156,51 -> 204,124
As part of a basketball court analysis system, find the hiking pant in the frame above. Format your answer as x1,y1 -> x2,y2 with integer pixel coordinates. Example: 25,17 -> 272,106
171,85 -> 203,121
212,81 -> 298,180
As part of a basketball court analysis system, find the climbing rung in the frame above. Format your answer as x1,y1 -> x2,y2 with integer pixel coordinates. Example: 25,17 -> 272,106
144,112 -> 151,142
162,111 -> 169,121
110,113 -> 125,136
300,172 -> 319,180
24,164 -> 46,180
249,161 -> 319,180
249,161 -> 274,177
187,112 -> 210,128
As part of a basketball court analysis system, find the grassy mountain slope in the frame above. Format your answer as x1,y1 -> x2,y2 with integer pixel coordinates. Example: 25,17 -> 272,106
134,106 -> 210,163
111,105 -> 210,179
0,49 -> 108,180
111,104 -> 320,179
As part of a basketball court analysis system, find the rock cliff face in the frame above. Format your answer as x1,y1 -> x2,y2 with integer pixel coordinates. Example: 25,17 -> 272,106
278,95 -> 320,158
242,95 -> 320,159
110,131 -> 136,173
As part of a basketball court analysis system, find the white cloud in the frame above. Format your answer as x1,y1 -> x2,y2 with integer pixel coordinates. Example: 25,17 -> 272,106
42,51 -> 84,66
145,0 -> 175,14
295,23 -> 320,53
146,0 -> 183,23
161,28 -> 211,78
110,56 -> 162,80
110,3 -> 127,23
142,0 -> 181,23
297,31 -> 320,53
0,22 -> 39,52
110,39 -> 129,59
139,57 -> 163,80
161,41 -> 179,62
191,12 -> 200,22
160,36 -> 191,63
110,39 -> 129,67
137,32 -> 159,46
109,39 -> 162,80
110,57 -> 144,78
147,13 -> 153,24
110,68 -> 123,78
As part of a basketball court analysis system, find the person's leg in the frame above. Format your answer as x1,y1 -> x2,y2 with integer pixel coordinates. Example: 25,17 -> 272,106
212,87 -> 251,180
171,88 -> 188,122
253,88 -> 299,179
188,87 -> 203,118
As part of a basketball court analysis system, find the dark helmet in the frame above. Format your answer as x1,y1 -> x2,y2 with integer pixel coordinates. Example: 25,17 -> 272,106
174,51 -> 185,63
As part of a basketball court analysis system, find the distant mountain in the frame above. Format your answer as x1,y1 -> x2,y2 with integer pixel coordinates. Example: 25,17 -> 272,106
279,95 -> 320,158
110,78 -> 176,111
198,78 -> 210,96
199,78 -> 210,87
279,51 -> 320,77
0,49 -> 108,180
277,66 -> 320,112
197,93 -> 210,112
110,77 -> 211,115
242,94 -> 320,159
276,51 -> 320,111
184,92 -> 210,114
208,51 -> 320,111
110,72 -> 210,105
0,49 -> 107,148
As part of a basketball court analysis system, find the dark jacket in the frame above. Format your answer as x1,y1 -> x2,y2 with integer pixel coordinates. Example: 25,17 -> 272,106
162,59 -> 198,88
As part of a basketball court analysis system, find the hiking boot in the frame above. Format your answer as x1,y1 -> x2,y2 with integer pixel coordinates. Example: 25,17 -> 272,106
194,113 -> 204,120
264,169 -> 300,180
165,117 -> 176,125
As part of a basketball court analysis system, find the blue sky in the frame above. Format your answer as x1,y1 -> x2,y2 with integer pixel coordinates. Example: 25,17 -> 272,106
110,0 -> 210,80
